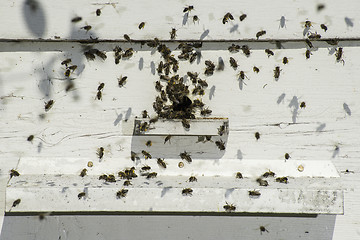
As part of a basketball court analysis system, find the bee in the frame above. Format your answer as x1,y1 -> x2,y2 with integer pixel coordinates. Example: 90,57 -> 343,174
182,188 -> 193,196
262,170 -> 275,178
248,190 -> 261,196
180,151 -> 192,163
97,83 -> 105,91
200,108 -> 212,116
189,52 -> 197,64
80,168 -> 87,177
218,124 -> 226,136
10,169 -> 20,178
341,169 -> 354,174
81,25 -> 92,32
27,135 -> 34,142
183,5 -> 194,13
182,118 -> 190,129
235,172 -> 243,179
321,24 -> 328,32
188,176 -> 197,182
124,34 -> 131,42
12,199 -> 21,207
256,30 -> 266,39
305,39 -> 313,48
193,99 -> 204,108
335,47 -> 344,64
95,91 -> 102,100
142,150 -> 152,159
123,180 -> 132,186
164,135 -> 171,144
140,122 -> 149,132
283,57 -> 289,64
239,14 -> 247,21
68,65 -> 77,72
222,12 -> 234,24
141,165 -> 151,171
45,100 -> 54,111
157,61 -> 164,74
308,32 -> 321,40
84,51 -> 95,61
61,58 -> 71,66
146,172 -> 157,179
304,20 -> 312,28
260,226 -> 269,234
65,82 -> 75,92
255,132 -> 260,140
138,22 -> 145,29
115,55 -> 121,64
274,66 -> 281,79
265,49 -> 274,57
300,101 -> 306,108
78,192 -> 86,199
326,39 -> 339,45
276,177 -> 288,184
193,15 -> 199,23
161,90 -> 167,102
87,161 -> 93,167
94,49 -> 107,60
238,71 -> 247,80
157,158 -> 167,168
205,59 -> 215,69
305,50 -> 312,59
142,110 -> 149,118
99,174 -> 107,180
64,69 -> 71,77
256,178 -> 268,186
97,147 -> 104,159
229,57 -> 238,69
170,28 -> 177,40
228,44 -> 240,53
215,140 -> 226,150
106,174 -> 116,182
96,9 -> 101,16
284,153 -> 290,160
116,189 -> 128,199
241,45 -> 251,57
118,171 -> 127,179
71,17 -> 82,23
145,140 -> 152,147
223,202 -> 236,212
118,76 -> 127,87
123,48 -> 134,58
253,66 -> 260,73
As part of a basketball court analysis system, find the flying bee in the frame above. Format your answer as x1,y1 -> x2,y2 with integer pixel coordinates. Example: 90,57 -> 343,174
215,140 -> 226,150
238,71 -> 247,80
253,66 -> 260,73
145,140 -> 152,147
262,170 -> 275,178
188,176 -> 197,182
228,44 -> 240,53
193,15 -> 199,23
305,50 -> 312,59
138,22 -> 145,29
248,190 -> 261,196
170,28 -> 177,40
183,5 -> 194,13
130,151 -> 139,161
94,49 -> 107,60
67,65 -> 77,72
142,150 -> 152,159
222,12 -> 234,24
321,24 -> 328,32
223,202 -> 236,212
96,9 -> 101,16
241,45 -> 251,57
97,83 -> 105,91
141,165 -> 151,171
256,30 -> 266,39
218,124 -> 226,136
260,226 -> 269,234
142,110 -> 149,118
71,17 -> 82,23
335,47 -> 344,64
124,180 -> 132,186
84,51 -> 95,61
182,188 -> 193,196
116,189 -> 128,199
124,34 -> 131,42
265,49 -> 274,57
61,58 -> 71,66
118,76 -> 127,87
157,158 -> 167,168
97,147 -> 104,159
236,172 -> 243,179
12,199 -> 21,207
285,153 -> 290,160
44,100 -> 54,111
182,118 -> 190,129
80,168 -> 87,177
95,91 -> 102,100
274,66 -> 281,79
10,169 -> 20,178
180,151 -> 192,163
300,101 -> 306,108
27,135 -> 34,142
256,178 -> 268,186
64,69 -> 71,77
276,177 -> 288,184
255,132 -> 260,140
229,57 -> 238,69
304,20 -> 312,28
78,192 -> 86,199
81,25 -> 92,32
146,172 -> 157,179
200,108 -> 212,116
123,48 -> 134,58
239,14 -> 247,21
283,57 -> 289,64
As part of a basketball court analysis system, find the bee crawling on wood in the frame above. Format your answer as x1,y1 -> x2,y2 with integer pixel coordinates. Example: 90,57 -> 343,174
138,22 -> 145,29
182,188 -> 193,196
320,24 -> 328,32
94,49 -> 107,60
265,49 -> 274,57
253,66 -> 260,73
45,100 -> 54,112
183,5 -> 194,13
222,12 -> 234,24
27,135 -> 34,142
284,153 -> 290,161
241,45 -> 251,57
180,151 -> 192,163
276,177 -> 288,184
124,180 -> 132,186
170,28 -> 177,40
182,118 -> 190,129
248,190 -> 261,197
12,199 -> 21,207
145,140 -> 152,147
283,57 -> 289,64
118,76 -> 128,87
10,169 -> 20,178
307,32 -> 321,40
305,50 -> 312,59
96,9 -> 101,16
218,124 -> 226,136
61,58 -> 71,66
235,172 -> 243,179
141,165 -> 151,171
146,172 -> 157,179
188,176 -> 197,182
81,25 -> 92,32
116,189 -> 128,199
255,132 -> 260,140
193,15 -> 199,23
229,57 -> 238,69
84,51 -> 95,61
78,192 -> 86,199
139,122 -> 149,132
223,202 -> 236,212
124,34 -> 131,42
256,178 -> 268,186
228,44 -> 240,53
260,226 -> 269,234
71,17 -> 82,23
97,147 -> 104,160
215,139 -> 226,150
335,47 -> 344,64
122,48 -> 134,58
239,14 -> 247,21
300,101 -> 306,108
262,170 -> 275,178
80,168 -> 87,177
256,30 -> 266,39
95,91 -> 102,100
200,108 -> 212,116
164,135 -> 171,144
273,66 -> 281,79
157,158 -> 167,168
142,150 -> 152,159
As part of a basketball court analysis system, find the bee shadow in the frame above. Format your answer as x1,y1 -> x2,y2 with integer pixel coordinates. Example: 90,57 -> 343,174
182,13 -> 189,25
316,123 -> 326,132
277,93 -> 286,104
22,0 -> 46,37
200,29 -> 210,40
288,96 -> 299,123
345,17 -> 354,27
139,57 -> 144,70
343,103 -> 351,116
